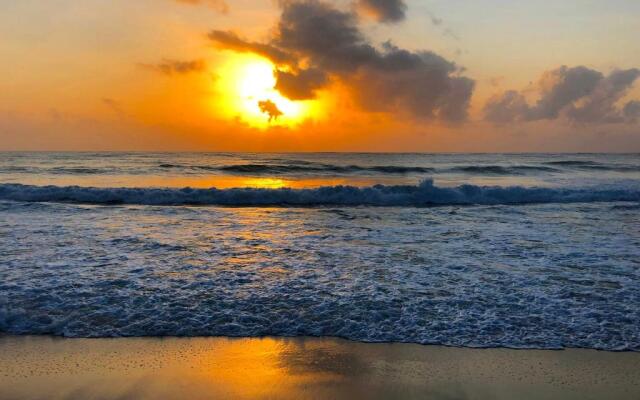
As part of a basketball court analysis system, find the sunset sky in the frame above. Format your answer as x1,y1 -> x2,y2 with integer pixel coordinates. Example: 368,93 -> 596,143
1,0 -> 639,152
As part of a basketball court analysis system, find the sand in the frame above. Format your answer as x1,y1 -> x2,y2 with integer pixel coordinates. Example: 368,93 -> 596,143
1,335 -> 639,400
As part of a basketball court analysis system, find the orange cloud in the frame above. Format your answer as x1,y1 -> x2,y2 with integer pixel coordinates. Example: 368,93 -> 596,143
208,0 -> 474,122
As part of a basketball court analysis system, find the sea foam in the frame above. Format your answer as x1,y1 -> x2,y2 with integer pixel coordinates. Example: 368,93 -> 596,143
1,199 -> 639,349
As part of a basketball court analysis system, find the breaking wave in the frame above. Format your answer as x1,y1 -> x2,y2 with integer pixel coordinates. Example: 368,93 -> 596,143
1,180 -> 639,206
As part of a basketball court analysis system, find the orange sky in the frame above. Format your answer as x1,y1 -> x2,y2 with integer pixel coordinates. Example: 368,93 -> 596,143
1,0 -> 639,151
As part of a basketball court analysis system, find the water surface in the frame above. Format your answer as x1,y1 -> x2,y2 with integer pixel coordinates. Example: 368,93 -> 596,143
1,153 -> 639,350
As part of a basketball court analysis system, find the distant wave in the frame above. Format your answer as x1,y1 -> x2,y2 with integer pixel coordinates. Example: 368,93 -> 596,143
3,160 -> 638,176
49,167 -> 105,174
1,180 -> 639,206
544,160 -> 640,172
544,160 -> 602,166
1,166 -> 118,175
159,163 -> 566,175
581,165 -> 640,172
159,163 -> 435,174
448,165 -> 559,175
157,162 -> 640,175
610,203 -> 640,211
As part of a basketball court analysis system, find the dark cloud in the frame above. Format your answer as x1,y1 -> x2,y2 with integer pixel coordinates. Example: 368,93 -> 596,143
210,0 -> 474,122
208,31 -> 294,65
483,90 -> 528,123
258,100 -> 283,122
174,0 -> 228,14
141,59 -> 206,75
484,66 -> 640,124
275,1 -> 376,73
624,100 -> 640,122
565,68 -> 640,123
356,0 -> 407,23
349,43 -> 474,120
275,68 -> 328,100
528,66 -> 603,120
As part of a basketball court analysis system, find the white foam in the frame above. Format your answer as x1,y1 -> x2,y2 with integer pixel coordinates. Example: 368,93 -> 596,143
1,200 -> 639,350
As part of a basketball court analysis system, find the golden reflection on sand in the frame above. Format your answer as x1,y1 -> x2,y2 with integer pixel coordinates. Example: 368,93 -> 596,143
192,339 -> 342,397
0,337 -> 348,400
2,336 -> 640,400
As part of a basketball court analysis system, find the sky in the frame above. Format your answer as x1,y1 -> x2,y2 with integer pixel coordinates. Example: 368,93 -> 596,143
1,0 -> 639,152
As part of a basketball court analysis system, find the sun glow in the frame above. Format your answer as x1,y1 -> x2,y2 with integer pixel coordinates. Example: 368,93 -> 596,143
215,55 -> 320,129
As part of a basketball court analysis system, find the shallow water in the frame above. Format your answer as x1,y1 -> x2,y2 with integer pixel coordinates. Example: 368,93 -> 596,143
1,153 -> 639,349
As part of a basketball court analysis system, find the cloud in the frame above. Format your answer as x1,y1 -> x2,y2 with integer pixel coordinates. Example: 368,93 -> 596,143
174,0 -> 229,14
528,66 -> 603,120
275,68 -> 328,100
624,100 -> 640,122
258,100 -> 283,121
208,31 -> 294,65
348,42 -> 474,121
356,0 -> 407,23
140,59 -> 206,75
483,90 -> 528,123
565,68 -> 640,123
484,66 -> 640,124
209,0 -> 474,122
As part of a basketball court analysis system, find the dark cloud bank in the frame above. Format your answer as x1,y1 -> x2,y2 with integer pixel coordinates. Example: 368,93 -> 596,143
485,66 -> 640,124
209,0 -> 474,122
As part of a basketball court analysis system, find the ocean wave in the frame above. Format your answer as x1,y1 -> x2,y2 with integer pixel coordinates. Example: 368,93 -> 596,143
545,160 -> 602,166
543,160 -> 640,172
0,166 -> 116,175
159,163 -> 435,174
580,165 -> 640,172
0,166 -> 33,172
1,180 -> 639,206
159,161 -> 640,175
610,203 -> 640,210
4,161 -> 637,176
49,167 -> 106,174
449,165 -> 559,175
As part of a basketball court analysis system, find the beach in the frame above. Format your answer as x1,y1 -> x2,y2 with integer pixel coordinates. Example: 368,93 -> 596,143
1,335 -> 640,400
3,0 -> 640,396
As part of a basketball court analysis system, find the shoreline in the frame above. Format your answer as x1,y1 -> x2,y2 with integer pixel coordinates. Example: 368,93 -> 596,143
3,332 -> 639,352
2,335 -> 640,399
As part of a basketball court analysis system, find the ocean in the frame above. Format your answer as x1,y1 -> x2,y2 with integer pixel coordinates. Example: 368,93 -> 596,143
1,152 -> 639,350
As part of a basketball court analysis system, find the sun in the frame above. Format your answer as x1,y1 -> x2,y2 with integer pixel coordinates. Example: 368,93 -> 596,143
215,54 -> 320,129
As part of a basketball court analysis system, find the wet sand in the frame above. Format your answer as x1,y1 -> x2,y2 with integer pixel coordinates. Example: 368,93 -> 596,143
1,335 -> 639,400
